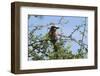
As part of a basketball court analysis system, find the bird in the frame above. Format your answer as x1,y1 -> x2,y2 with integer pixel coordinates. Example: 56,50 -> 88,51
48,23 -> 59,54
48,25 -> 59,45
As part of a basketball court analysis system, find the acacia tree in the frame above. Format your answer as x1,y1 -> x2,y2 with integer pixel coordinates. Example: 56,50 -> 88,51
28,15 -> 88,60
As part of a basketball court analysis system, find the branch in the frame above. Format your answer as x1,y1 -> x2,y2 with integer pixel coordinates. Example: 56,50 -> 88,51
69,25 -> 83,37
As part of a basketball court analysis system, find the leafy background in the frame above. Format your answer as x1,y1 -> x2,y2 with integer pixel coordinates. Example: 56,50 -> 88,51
28,15 -> 88,60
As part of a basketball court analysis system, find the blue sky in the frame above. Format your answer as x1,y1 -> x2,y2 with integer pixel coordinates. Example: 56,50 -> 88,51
28,15 -> 88,54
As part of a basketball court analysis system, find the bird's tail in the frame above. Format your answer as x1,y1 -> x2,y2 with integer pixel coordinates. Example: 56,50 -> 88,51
53,44 -> 59,59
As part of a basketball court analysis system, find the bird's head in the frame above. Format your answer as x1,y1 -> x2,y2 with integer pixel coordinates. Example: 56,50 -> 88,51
50,25 -> 59,32
51,25 -> 59,29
